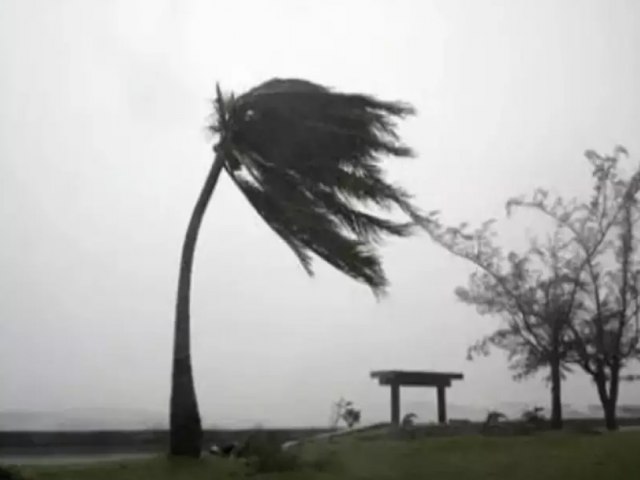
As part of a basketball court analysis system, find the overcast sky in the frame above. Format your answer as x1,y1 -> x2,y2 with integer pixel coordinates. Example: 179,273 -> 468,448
1,0 -> 640,428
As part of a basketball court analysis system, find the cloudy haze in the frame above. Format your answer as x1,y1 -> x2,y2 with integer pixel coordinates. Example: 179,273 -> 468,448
1,0 -> 640,429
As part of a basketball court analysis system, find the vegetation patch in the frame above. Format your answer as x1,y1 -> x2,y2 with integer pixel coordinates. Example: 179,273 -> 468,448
12,431 -> 639,480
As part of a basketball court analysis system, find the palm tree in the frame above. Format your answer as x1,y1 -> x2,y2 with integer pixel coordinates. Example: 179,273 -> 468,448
170,78 -> 426,457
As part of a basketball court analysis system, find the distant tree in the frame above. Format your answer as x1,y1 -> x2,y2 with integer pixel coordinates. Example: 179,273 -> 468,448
507,146 -> 640,430
170,79 -> 427,456
423,217 -> 580,429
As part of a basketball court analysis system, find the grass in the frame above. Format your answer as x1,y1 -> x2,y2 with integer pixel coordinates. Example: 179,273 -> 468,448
14,457 -> 245,480
11,431 -> 640,480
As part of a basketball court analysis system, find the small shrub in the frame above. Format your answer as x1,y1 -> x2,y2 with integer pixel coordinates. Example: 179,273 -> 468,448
241,430 -> 300,475
401,412 -> 418,429
484,410 -> 507,427
481,410 -> 508,435
343,406 -> 361,428
330,398 -> 362,429
521,406 -> 546,425
521,406 -> 548,431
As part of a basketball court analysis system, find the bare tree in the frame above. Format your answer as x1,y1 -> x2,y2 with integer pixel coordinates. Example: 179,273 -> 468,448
507,146 -> 640,430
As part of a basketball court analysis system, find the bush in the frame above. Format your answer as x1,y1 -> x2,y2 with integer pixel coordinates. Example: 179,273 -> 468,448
521,406 -> 547,427
240,430 -> 300,475
237,430 -> 342,475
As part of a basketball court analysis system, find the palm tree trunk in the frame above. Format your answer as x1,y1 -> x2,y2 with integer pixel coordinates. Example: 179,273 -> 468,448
170,154 -> 225,457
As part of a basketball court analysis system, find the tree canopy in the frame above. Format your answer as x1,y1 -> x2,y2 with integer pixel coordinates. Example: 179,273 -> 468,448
508,147 -> 640,428
423,146 -> 640,429
211,79 -> 427,295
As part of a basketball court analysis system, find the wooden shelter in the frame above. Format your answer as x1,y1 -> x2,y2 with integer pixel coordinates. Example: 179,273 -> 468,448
370,370 -> 464,425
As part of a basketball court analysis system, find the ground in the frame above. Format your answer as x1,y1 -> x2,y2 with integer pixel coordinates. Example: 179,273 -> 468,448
12,431 -> 640,480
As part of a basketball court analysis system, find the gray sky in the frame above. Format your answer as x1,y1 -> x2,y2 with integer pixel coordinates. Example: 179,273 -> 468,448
1,0 -> 639,428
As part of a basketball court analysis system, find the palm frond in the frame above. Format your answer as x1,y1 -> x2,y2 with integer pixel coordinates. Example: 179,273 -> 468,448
211,78 -> 424,295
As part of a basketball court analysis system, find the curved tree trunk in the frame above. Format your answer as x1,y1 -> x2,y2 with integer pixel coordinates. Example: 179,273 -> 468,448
170,155 -> 225,457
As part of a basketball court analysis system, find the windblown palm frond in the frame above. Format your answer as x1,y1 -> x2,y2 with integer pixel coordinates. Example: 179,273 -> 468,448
210,78 -> 425,295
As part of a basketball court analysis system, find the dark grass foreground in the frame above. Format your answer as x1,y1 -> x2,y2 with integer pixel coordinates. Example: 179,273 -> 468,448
9,430 -> 640,480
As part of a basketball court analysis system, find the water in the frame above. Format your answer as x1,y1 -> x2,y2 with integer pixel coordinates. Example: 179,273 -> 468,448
0,452 -> 157,466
